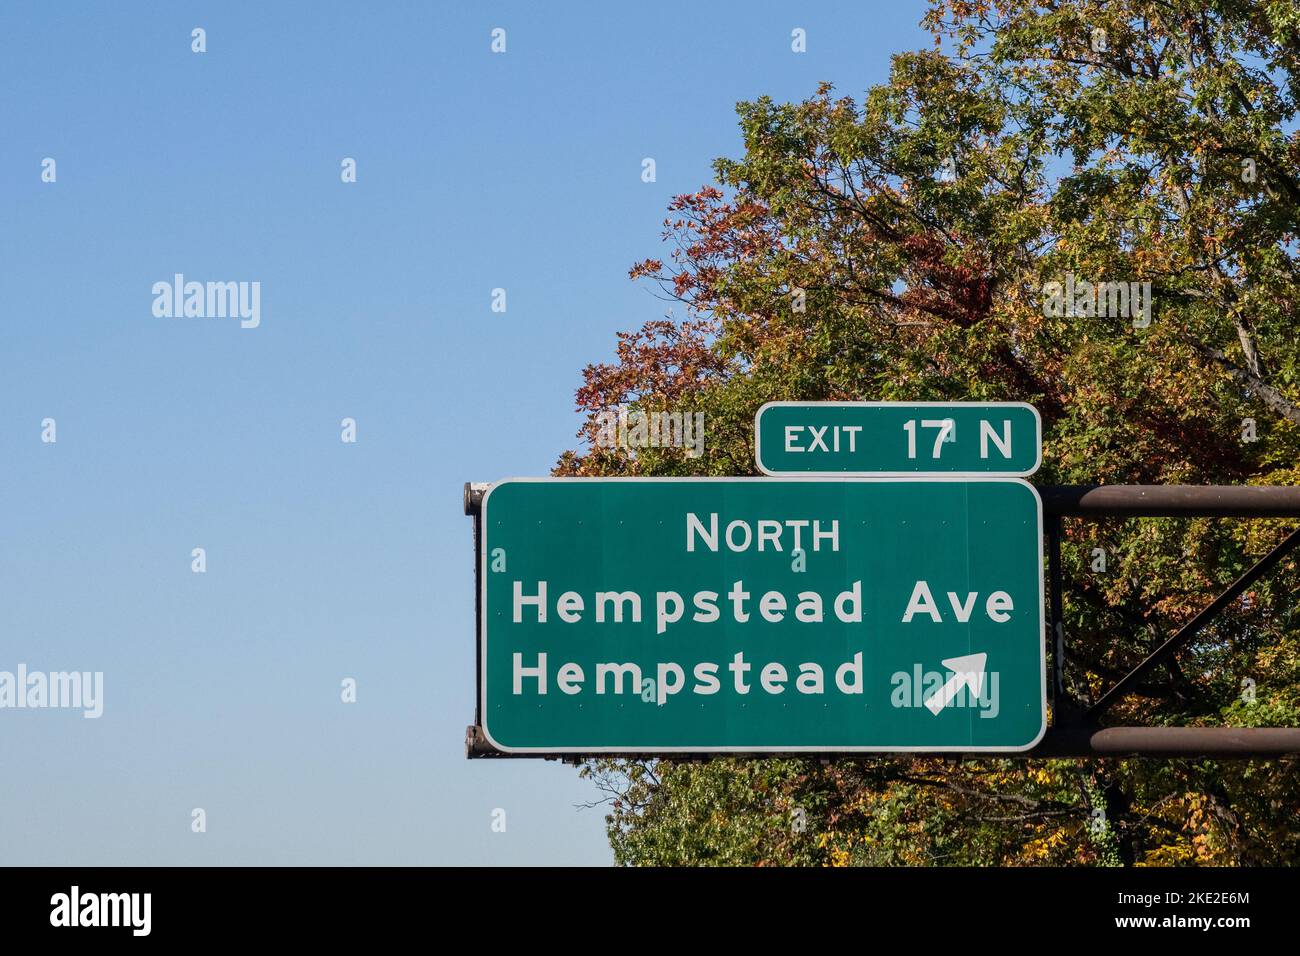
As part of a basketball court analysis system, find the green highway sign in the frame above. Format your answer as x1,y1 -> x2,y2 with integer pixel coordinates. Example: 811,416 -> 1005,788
479,478 -> 1046,753
755,401 -> 1041,477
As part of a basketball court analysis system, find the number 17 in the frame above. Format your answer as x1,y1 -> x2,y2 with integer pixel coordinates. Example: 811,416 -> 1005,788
903,418 -> 954,459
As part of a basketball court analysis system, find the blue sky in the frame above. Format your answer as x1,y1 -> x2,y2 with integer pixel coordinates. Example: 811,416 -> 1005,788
0,1 -> 929,865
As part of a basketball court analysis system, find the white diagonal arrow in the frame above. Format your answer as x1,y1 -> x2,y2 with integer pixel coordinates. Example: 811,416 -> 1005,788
923,653 -> 987,715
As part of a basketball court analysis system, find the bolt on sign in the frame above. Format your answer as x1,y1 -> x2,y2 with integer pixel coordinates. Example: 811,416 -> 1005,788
478,477 -> 1046,753
755,402 -> 1042,477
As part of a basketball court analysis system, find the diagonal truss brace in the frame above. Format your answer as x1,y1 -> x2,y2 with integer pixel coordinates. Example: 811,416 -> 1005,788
1084,526 -> 1300,722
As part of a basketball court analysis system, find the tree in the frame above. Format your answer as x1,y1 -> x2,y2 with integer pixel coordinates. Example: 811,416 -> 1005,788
565,0 -> 1300,865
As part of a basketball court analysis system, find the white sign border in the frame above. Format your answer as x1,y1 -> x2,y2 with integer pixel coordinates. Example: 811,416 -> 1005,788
478,475 -> 1048,755
754,400 -> 1043,478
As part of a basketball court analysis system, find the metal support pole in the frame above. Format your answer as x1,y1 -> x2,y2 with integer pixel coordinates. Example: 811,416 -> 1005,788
465,725 -> 1300,759
464,480 -> 1300,758
1040,484 -> 1300,517
465,482 -> 1300,519
1046,514 -> 1076,724
1026,726 -> 1300,758
465,482 -> 489,732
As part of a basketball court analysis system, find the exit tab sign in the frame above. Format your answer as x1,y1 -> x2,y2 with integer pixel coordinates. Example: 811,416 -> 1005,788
755,402 -> 1041,477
